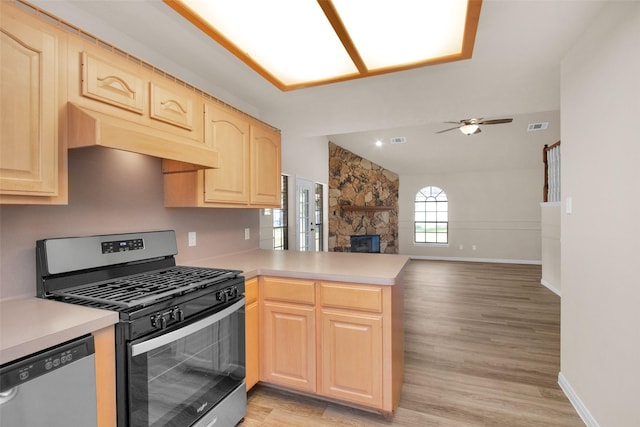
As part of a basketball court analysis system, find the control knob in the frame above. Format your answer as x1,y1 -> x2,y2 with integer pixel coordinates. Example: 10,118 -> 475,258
171,307 -> 184,322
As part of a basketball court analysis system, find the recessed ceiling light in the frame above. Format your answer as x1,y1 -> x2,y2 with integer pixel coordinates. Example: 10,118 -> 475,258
375,140 -> 383,147
164,0 -> 482,91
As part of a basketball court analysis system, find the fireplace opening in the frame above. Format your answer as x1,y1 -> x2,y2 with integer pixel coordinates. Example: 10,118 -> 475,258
350,235 -> 381,253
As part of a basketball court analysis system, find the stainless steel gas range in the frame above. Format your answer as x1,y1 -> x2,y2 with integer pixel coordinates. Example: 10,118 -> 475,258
36,230 -> 246,427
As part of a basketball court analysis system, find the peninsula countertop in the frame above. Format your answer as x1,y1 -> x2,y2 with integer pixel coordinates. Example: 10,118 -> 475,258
183,249 -> 410,285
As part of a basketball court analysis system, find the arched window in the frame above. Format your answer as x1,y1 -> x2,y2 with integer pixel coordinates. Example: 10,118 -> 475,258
414,186 -> 448,244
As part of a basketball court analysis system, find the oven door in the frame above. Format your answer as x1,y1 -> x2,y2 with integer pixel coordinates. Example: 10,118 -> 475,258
128,298 -> 246,427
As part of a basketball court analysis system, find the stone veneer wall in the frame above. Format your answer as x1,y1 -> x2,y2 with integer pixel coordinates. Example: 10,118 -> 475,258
328,142 -> 399,253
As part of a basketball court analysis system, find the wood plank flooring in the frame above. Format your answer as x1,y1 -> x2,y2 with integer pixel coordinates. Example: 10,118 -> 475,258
242,260 -> 583,426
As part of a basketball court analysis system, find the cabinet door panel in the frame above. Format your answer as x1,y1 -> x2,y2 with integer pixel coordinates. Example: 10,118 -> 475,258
250,124 -> 281,206
203,103 -> 249,204
320,310 -> 382,407
1,9 -> 58,196
261,302 -> 315,392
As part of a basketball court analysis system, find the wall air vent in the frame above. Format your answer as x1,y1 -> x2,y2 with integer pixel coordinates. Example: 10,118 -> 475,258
527,122 -> 549,131
390,137 -> 407,144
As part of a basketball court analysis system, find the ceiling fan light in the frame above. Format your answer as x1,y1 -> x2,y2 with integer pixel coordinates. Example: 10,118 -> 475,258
459,124 -> 479,135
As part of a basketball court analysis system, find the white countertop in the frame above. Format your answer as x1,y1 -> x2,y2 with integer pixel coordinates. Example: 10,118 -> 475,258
0,297 -> 118,365
184,249 -> 410,285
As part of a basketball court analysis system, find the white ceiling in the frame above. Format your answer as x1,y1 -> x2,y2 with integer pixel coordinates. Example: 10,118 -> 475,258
30,0 -> 606,174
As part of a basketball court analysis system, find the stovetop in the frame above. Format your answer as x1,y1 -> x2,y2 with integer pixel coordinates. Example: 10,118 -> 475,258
49,266 -> 239,309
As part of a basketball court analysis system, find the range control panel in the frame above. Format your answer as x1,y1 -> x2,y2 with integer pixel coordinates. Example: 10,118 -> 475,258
0,335 -> 94,392
101,238 -> 144,254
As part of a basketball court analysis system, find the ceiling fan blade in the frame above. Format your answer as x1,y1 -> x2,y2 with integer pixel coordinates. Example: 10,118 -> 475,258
473,127 -> 482,134
443,121 -> 463,124
477,118 -> 513,125
436,126 -> 461,134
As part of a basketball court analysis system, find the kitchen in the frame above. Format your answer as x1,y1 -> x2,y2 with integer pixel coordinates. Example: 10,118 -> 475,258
1,1 -> 640,426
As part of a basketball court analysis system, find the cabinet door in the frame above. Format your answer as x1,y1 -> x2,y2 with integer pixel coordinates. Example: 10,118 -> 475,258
0,8 -> 60,197
203,103 -> 250,204
250,123 -> 281,206
245,278 -> 259,391
320,310 -> 383,408
261,302 -> 316,392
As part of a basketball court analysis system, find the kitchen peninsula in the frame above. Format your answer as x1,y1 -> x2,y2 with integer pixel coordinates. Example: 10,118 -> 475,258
187,249 -> 409,416
1,249 -> 408,423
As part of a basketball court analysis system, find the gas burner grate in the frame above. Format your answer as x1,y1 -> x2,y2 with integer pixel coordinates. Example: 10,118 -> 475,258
50,266 -> 239,309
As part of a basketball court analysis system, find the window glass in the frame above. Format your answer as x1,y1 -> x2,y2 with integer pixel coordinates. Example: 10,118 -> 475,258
414,186 -> 448,244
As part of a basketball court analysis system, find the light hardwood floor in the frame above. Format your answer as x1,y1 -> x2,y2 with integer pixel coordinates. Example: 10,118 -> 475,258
242,260 -> 583,426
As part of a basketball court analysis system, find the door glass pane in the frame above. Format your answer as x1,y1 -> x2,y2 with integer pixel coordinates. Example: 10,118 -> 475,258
298,186 -> 310,251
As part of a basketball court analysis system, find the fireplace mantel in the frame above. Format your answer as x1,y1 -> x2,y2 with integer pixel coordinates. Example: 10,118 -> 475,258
341,205 -> 393,212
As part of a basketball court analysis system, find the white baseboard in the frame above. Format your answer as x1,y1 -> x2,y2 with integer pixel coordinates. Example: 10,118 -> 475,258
558,372 -> 599,427
540,278 -> 561,296
408,255 -> 542,265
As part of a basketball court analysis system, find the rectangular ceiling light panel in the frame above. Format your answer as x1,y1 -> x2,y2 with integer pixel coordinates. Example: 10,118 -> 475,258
165,0 -> 481,90
177,0 -> 358,85
332,0 -> 469,70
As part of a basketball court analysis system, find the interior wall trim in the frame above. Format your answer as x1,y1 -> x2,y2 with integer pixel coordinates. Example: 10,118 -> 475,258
540,278 -> 561,296
558,372 -> 600,427
408,256 -> 542,265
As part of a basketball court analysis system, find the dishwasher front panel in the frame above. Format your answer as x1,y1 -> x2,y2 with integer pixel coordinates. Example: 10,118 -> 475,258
0,335 -> 97,427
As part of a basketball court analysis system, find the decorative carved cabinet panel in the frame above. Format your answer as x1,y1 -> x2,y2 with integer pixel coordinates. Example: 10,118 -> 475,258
81,51 -> 145,114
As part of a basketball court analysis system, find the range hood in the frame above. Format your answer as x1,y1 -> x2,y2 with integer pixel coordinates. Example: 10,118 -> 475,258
67,103 -> 219,171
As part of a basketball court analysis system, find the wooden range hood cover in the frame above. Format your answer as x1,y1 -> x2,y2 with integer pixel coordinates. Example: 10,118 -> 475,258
67,102 -> 219,170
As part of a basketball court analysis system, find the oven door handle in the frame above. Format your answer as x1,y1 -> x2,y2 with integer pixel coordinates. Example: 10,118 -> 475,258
131,298 -> 245,356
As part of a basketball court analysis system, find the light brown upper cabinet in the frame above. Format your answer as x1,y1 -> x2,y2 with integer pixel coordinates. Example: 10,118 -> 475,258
203,102 -> 250,204
163,104 -> 281,208
250,121 -> 281,206
66,37 -> 217,169
0,4 -> 68,204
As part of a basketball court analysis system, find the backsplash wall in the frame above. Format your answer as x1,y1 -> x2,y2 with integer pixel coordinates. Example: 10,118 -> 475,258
328,142 -> 399,253
0,148 -> 259,299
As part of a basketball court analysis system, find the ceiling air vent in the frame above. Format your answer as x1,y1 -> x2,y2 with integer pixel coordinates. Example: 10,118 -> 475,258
527,122 -> 549,131
390,137 -> 407,144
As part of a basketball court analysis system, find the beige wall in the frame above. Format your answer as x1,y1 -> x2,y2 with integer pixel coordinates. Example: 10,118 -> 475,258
0,148 -> 259,300
560,2 -> 640,426
399,169 -> 542,263
540,203 -> 561,294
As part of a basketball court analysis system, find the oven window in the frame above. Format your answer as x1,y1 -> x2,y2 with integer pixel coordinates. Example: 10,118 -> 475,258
128,302 -> 245,427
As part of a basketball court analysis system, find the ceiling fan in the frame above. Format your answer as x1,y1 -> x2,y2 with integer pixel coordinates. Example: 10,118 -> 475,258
436,118 -> 513,135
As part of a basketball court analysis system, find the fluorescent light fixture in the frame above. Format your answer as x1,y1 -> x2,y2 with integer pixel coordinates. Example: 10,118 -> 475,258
164,0 -> 482,91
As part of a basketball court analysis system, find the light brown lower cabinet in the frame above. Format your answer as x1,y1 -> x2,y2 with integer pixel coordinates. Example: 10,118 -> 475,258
92,325 -> 116,427
319,309 -> 383,408
260,277 -> 316,393
258,276 -> 404,415
244,278 -> 259,391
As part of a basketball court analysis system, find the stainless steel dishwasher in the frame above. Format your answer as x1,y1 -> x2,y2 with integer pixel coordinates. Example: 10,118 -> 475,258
0,334 -> 97,427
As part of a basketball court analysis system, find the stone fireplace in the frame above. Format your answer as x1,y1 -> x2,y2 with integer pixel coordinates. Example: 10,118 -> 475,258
328,142 -> 399,253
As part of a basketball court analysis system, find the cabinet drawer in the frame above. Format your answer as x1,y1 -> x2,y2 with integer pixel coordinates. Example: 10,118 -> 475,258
81,51 -> 145,113
150,81 -> 194,130
319,282 -> 383,313
261,277 -> 315,305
